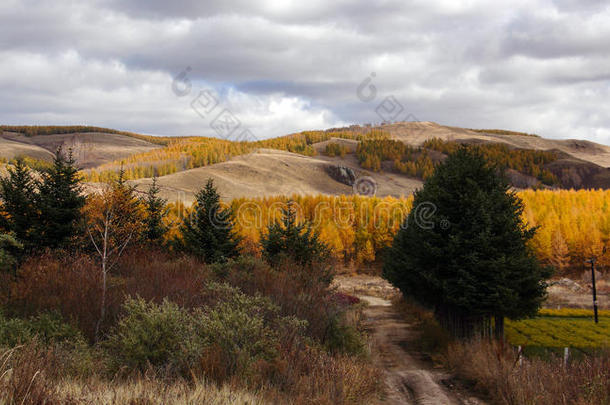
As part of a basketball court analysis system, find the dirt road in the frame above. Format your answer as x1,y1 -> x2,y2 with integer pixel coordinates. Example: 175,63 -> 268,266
332,275 -> 486,405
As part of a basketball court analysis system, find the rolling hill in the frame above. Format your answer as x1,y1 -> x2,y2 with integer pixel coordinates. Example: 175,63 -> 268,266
3,122 -> 610,202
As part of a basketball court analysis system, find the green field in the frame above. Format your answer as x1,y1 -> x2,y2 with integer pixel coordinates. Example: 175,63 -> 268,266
506,309 -> 610,349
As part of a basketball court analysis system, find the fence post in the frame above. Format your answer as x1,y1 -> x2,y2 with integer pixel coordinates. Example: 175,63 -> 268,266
517,345 -> 523,366
563,347 -> 569,368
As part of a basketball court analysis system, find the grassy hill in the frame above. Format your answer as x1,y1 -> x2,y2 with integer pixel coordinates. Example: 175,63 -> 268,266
3,122 -> 610,198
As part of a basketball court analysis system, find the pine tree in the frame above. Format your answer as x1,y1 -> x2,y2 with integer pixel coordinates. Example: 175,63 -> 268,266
180,179 -> 240,263
383,147 -> 552,340
0,158 -> 37,247
142,175 -> 168,245
0,232 -> 23,277
34,148 -> 86,249
261,200 -> 331,267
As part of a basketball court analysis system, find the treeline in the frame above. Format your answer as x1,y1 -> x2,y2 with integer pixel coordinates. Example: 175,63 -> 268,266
164,190 -> 610,273
423,139 -> 559,185
469,128 -> 539,137
356,139 -> 436,179
355,138 -> 558,185
0,125 -> 172,145
84,129 -> 389,182
325,143 -> 349,157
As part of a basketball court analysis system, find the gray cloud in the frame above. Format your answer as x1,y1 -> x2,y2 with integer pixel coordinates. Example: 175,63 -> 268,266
0,0 -> 609,142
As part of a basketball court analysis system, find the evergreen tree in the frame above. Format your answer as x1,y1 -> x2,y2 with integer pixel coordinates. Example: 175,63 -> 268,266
34,148 -> 86,249
0,232 -> 23,277
142,175 -> 168,245
383,147 -> 551,339
180,179 -> 240,263
261,200 -> 331,267
0,158 -> 37,247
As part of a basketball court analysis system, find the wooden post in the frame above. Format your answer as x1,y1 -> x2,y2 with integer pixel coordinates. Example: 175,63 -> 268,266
563,347 -> 569,368
590,259 -> 599,324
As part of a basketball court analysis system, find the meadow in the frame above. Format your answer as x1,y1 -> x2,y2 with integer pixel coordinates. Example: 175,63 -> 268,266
506,311 -> 610,349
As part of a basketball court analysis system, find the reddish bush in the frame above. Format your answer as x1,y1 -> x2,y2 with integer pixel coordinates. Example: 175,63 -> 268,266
117,248 -> 212,308
223,256 -> 340,343
9,252 -> 104,340
8,249 -> 213,341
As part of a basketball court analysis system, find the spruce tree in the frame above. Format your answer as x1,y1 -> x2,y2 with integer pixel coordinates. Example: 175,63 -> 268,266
180,179 -> 240,263
0,158 -> 37,247
35,148 -> 85,249
142,175 -> 168,245
383,147 -> 551,339
0,232 -> 23,277
261,201 -> 330,267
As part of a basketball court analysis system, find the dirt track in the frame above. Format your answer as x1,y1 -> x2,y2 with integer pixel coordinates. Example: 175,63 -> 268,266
359,295 -> 487,405
331,273 -> 488,405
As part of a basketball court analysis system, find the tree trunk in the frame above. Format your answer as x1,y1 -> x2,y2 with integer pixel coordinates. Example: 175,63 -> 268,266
494,315 -> 505,341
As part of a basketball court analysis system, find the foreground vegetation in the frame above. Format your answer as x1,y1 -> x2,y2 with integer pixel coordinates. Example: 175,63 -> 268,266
394,297 -> 610,405
0,151 -> 382,404
0,252 -> 381,404
444,340 -> 609,405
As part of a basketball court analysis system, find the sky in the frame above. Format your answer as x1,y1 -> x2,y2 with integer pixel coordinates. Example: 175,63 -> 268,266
1,0 -> 609,143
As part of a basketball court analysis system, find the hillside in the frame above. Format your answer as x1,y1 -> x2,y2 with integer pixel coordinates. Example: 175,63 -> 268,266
379,121 -> 610,168
131,148 -> 422,203
0,129 -> 160,168
3,122 -> 610,200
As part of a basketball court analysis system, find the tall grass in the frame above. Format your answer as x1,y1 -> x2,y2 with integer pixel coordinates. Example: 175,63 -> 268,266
443,340 -> 609,405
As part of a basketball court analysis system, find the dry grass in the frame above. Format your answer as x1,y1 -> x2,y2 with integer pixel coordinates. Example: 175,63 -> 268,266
0,343 -> 381,405
443,340 -> 610,405
55,378 -> 267,405
0,344 -> 266,405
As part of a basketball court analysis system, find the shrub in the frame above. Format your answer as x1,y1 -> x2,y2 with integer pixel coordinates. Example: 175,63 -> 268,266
105,284 -> 307,378
8,252 -> 104,341
0,311 -> 85,348
325,315 -> 367,356
105,297 -> 200,373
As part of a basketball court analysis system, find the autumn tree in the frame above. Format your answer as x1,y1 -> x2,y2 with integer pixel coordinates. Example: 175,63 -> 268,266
180,179 -> 240,263
383,147 -> 551,340
85,169 -> 143,339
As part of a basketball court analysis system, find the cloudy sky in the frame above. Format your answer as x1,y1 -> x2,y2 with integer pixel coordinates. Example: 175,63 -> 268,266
1,0 -> 609,143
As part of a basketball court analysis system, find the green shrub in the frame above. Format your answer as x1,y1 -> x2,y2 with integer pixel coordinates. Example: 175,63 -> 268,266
0,311 -> 85,348
325,315 -> 367,356
105,297 -> 200,372
195,282 -> 307,374
105,284 -> 308,376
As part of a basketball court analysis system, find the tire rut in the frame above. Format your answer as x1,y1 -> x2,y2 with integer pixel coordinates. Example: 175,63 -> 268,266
360,295 -> 486,405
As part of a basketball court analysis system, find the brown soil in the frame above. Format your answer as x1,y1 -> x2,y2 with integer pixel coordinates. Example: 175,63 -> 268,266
334,275 -> 487,405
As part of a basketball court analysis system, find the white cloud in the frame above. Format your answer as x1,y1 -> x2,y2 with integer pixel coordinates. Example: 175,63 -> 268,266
0,0 -> 609,143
